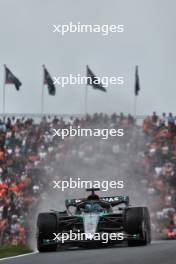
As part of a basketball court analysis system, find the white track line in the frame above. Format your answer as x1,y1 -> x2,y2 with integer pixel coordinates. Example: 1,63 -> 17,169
0,251 -> 37,261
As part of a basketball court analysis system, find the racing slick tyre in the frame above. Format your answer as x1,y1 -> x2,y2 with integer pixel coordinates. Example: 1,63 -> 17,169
125,207 -> 151,246
37,213 -> 58,252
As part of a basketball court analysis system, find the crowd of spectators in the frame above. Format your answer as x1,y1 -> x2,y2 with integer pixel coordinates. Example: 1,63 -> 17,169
140,112 -> 176,237
0,112 -> 175,246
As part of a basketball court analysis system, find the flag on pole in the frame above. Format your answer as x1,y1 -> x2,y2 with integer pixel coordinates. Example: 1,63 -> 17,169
135,65 -> 140,96
43,65 -> 56,95
86,65 -> 107,92
4,65 -> 22,91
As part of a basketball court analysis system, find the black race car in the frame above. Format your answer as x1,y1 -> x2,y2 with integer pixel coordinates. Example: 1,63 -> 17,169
36,188 -> 151,252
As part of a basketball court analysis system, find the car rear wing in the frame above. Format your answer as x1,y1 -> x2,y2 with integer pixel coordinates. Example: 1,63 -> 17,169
65,195 -> 129,208
101,196 -> 129,206
65,198 -> 86,208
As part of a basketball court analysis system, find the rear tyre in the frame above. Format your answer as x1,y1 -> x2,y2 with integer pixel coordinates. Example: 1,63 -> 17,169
125,207 -> 151,246
37,213 -> 58,252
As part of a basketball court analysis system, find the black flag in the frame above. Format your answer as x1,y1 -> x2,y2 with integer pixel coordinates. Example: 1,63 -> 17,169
135,65 -> 140,96
86,66 -> 106,92
4,65 -> 22,91
43,65 -> 56,95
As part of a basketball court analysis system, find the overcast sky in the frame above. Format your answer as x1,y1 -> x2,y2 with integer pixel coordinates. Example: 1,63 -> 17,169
0,0 -> 175,116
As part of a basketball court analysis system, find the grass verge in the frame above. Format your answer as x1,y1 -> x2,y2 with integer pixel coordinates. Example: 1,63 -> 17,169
0,245 -> 33,259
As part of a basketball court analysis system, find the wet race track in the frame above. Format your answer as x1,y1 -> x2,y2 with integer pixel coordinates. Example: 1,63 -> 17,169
1,240 -> 176,264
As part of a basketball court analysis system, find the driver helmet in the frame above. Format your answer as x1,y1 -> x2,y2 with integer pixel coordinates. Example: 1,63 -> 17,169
85,203 -> 93,212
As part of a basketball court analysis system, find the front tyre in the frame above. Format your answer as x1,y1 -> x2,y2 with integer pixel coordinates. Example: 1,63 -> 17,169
37,213 -> 58,252
125,207 -> 151,246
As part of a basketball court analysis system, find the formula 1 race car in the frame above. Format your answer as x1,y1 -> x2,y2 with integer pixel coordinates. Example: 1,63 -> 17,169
36,188 -> 151,252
